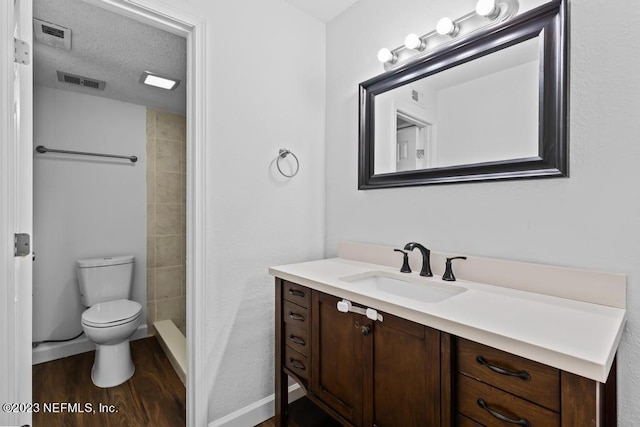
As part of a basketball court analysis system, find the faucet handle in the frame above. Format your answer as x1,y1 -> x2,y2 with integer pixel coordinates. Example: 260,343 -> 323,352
394,249 -> 412,273
442,256 -> 467,281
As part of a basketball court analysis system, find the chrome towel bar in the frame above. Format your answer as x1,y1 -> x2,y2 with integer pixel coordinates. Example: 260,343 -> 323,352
35,145 -> 138,163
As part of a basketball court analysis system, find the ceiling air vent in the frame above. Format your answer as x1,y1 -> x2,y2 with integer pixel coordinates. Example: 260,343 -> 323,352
33,18 -> 71,50
57,71 -> 106,91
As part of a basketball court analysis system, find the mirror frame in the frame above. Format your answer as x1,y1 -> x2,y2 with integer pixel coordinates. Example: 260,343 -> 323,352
358,0 -> 567,189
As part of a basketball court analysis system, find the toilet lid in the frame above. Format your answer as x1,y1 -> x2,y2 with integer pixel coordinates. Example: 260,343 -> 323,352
82,299 -> 142,327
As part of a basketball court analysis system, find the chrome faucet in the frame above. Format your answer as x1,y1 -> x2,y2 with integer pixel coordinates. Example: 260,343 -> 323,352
403,242 -> 433,277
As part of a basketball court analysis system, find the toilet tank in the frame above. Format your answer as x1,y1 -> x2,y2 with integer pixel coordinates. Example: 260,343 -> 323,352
76,255 -> 135,306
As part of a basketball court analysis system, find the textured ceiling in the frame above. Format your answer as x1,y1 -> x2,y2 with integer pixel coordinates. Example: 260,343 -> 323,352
32,0 -> 357,114
33,0 -> 186,114
284,0 -> 360,22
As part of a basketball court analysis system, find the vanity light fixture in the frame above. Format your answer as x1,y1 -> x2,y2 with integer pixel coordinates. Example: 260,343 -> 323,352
476,0 -> 501,19
404,33 -> 426,51
375,0 -> 519,70
377,48 -> 398,64
140,71 -> 181,90
436,17 -> 458,36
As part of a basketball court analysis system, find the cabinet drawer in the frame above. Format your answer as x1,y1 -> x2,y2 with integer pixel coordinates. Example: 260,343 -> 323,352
283,300 -> 309,325
284,321 -> 309,356
457,374 -> 559,427
283,281 -> 310,308
285,346 -> 309,382
457,338 -> 560,412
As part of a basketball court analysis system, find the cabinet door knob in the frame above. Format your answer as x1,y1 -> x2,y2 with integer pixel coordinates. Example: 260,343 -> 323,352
361,325 -> 371,336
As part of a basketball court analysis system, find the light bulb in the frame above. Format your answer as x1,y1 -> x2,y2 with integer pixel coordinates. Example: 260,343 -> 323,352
404,33 -> 425,51
476,0 -> 500,18
436,17 -> 458,36
377,48 -> 397,64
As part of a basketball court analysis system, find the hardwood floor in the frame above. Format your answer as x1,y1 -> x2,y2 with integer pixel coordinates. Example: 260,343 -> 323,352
32,337 -> 186,427
255,396 -> 342,427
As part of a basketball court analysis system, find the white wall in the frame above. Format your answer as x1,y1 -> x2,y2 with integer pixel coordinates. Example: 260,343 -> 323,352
171,0 -> 326,421
326,0 -> 640,424
33,86 -> 147,342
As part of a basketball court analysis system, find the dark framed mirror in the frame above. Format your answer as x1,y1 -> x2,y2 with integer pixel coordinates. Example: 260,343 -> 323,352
358,0 -> 567,189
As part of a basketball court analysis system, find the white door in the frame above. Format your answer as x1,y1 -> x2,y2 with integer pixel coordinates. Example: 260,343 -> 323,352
1,0 -> 33,426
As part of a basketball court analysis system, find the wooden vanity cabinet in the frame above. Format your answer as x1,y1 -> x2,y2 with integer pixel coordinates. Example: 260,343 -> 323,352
275,278 -> 618,427
275,279 -> 445,427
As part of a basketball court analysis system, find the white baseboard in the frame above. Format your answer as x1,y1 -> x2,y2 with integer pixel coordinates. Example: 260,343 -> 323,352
32,324 -> 148,365
209,384 -> 305,427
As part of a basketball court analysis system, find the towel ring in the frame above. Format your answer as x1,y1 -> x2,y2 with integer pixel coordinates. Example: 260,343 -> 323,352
277,148 -> 299,178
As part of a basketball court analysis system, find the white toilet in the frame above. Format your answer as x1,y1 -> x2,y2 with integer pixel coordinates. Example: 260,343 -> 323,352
76,255 -> 142,388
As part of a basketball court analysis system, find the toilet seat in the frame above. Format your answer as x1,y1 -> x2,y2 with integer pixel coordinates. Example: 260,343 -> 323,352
82,299 -> 142,328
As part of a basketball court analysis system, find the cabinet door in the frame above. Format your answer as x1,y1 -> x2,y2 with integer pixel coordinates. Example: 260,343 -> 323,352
363,313 -> 441,427
311,291 -> 365,426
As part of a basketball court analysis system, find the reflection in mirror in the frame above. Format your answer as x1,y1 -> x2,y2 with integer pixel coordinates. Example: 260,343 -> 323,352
374,37 -> 540,174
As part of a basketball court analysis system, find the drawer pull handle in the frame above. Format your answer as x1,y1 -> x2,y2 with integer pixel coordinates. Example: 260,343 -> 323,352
288,289 -> 305,298
288,312 -> 305,322
289,357 -> 306,371
289,334 -> 306,346
477,399 -> 530,426
476,356 -> 531,380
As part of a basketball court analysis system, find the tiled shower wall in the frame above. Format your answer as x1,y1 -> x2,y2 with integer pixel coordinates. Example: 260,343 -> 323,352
146,108 -> 186,336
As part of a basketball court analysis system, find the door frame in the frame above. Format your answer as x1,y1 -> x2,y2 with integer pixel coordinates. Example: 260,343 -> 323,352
89,2 -> 210,426
1,0 -> 33,426
2,0 -> 209,426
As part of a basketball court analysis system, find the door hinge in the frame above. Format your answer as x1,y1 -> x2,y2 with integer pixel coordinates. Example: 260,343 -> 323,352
14,38 -> 30,65
14,233 -> 30,257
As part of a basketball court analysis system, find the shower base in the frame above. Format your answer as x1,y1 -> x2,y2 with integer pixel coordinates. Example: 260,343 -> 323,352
154,319 -> 186,385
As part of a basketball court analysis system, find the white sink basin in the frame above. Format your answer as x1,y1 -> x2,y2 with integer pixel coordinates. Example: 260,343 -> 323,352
341,271 -> 466,303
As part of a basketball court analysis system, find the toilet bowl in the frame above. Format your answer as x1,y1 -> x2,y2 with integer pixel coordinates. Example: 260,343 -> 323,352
76,255 -> 141,388
81,299 -> 142,388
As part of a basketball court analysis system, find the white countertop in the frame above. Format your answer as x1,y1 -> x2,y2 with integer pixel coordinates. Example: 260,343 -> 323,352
270,257 -> 626,383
